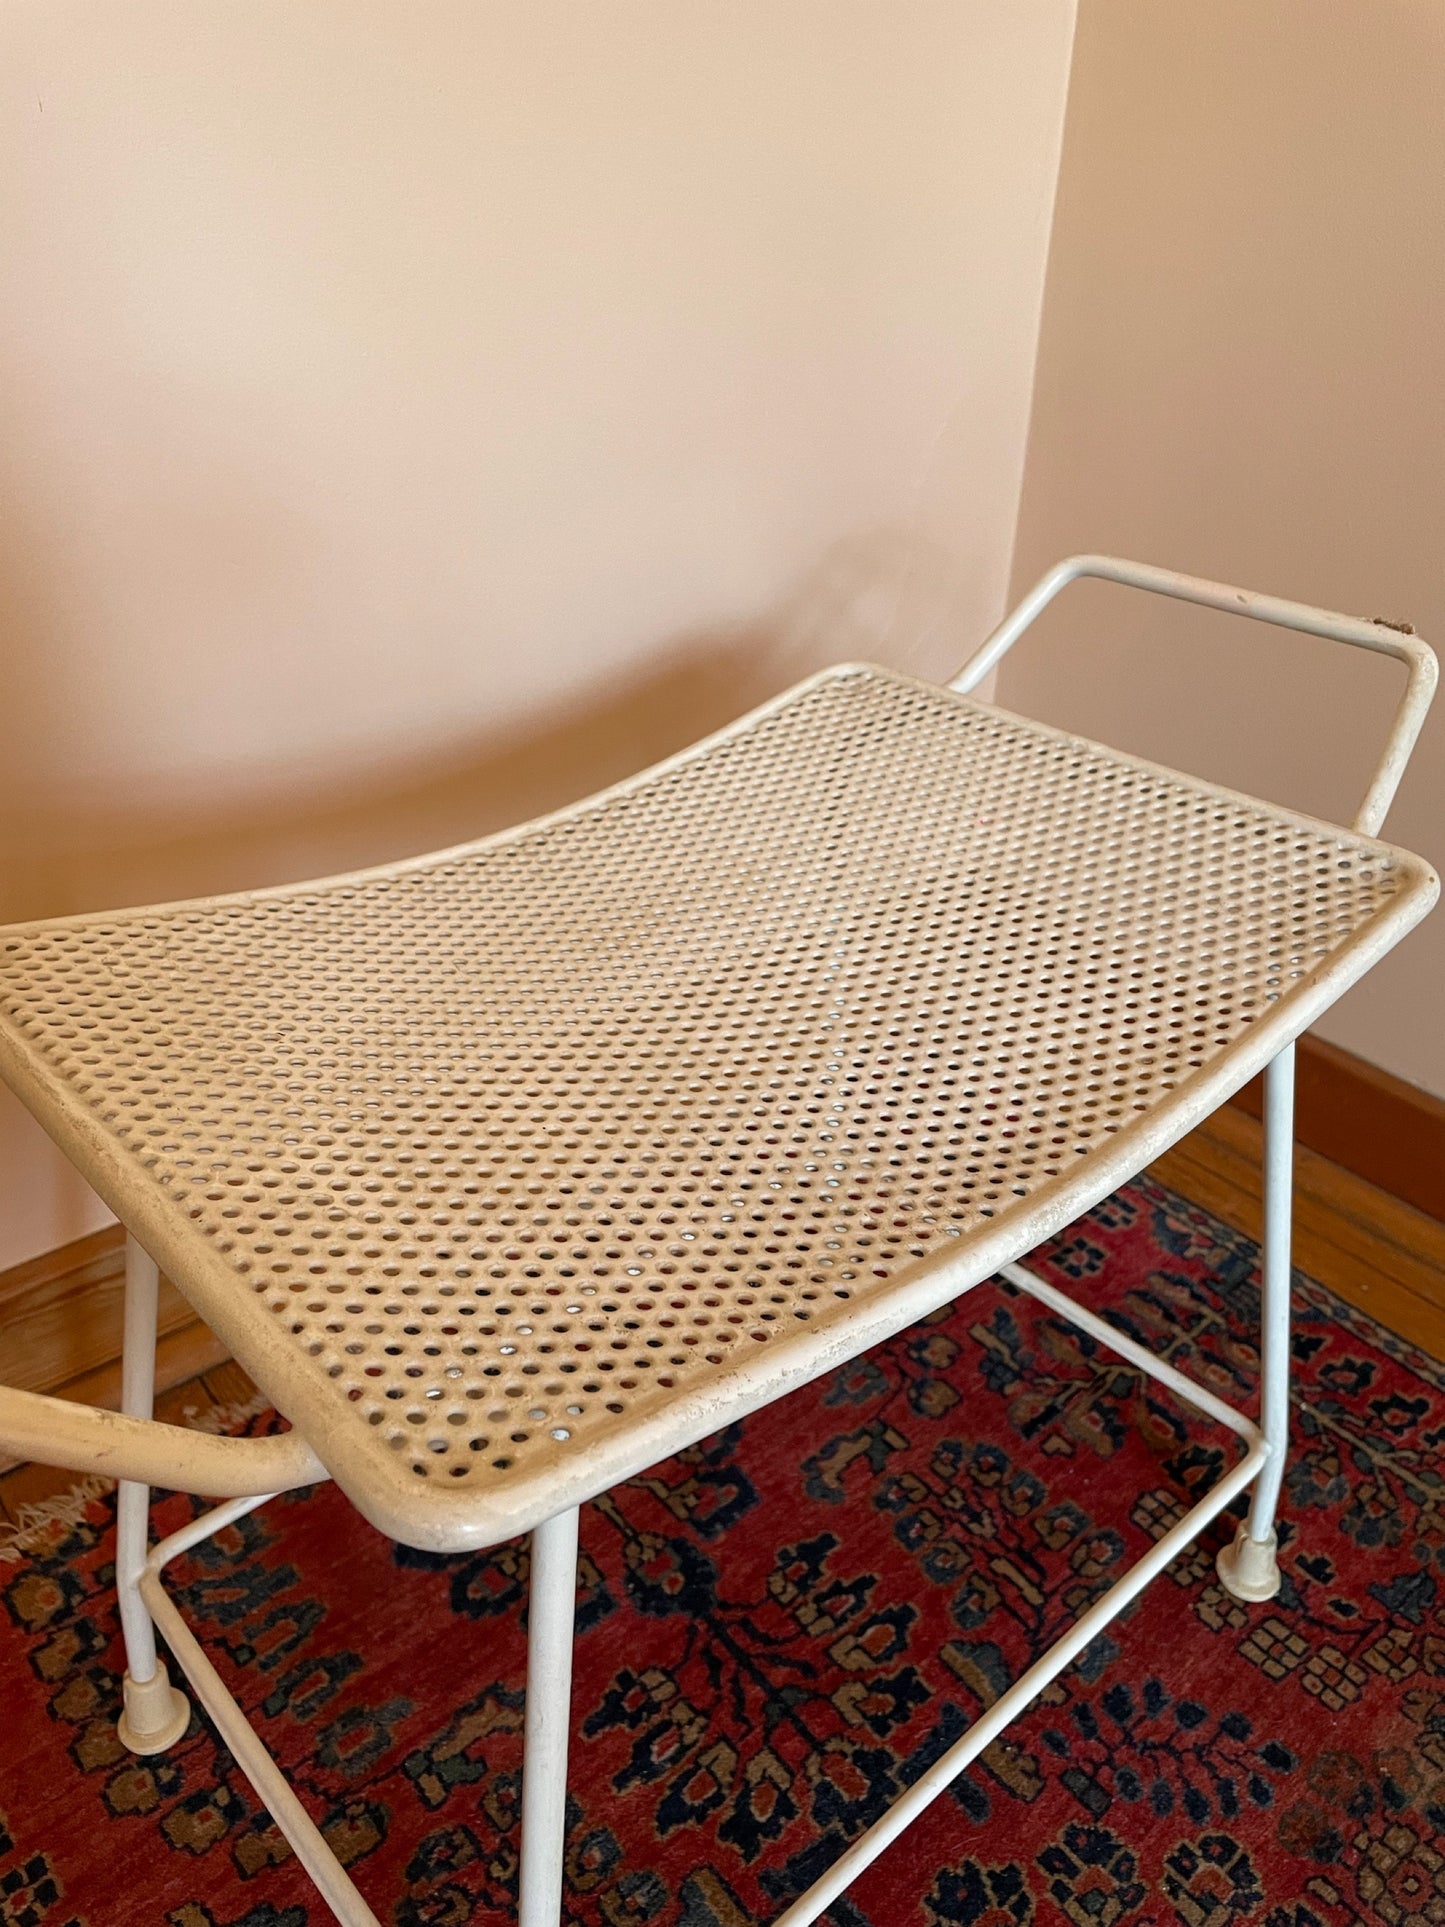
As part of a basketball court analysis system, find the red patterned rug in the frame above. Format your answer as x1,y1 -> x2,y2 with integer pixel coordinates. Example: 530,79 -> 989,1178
3,1174 -> 1444,1927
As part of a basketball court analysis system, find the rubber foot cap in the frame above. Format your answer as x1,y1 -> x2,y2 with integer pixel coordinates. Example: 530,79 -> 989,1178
118,1660 -> 190,1754
1216,1524 -> 1281,1603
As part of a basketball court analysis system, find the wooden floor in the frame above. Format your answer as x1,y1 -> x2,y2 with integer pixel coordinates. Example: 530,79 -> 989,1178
1151,1104 -> 1445,1360
3,1107 -> 1443,1531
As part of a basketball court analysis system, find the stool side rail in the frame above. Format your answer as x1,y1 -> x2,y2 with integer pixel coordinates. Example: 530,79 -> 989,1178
951,551 -> 1438,837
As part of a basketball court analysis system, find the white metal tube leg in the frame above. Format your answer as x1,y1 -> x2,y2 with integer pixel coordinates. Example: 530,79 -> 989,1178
519,1505 -> 581,1927
115,1233 -> 190,1753
1217,1043 -> 1295,1602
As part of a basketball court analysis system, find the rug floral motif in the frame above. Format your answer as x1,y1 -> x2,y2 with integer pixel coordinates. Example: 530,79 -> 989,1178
3,1173 -> 1445,1926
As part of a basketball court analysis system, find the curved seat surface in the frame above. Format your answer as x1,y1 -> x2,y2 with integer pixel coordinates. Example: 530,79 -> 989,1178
0,667 -> 1435,1548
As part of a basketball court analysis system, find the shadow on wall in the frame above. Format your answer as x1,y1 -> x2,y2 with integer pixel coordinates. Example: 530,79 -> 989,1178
0,519 -> 979,1267
0,525 -> 961,926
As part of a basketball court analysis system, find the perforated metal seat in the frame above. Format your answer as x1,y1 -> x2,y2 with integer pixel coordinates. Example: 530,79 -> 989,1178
2,557 -> 1439,1927
0,661 -> 1431,1552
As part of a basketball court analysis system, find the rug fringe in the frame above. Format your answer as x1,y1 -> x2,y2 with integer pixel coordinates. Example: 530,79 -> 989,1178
0,1474 -> 113,1563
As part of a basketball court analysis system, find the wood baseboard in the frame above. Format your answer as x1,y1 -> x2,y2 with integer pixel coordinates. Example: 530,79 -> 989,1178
0,1224 -> 227,1474
1228,1033 -> 1445,1225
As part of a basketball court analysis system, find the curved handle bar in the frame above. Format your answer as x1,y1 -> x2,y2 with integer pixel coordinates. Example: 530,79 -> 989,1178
950,553 -> 1438,836
0,1382 -> 327,1496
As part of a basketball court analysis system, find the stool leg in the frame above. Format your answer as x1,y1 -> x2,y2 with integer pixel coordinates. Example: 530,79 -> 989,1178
519,1505 -> 580,1927
115,1235 -> 190,1753
1217,1043 -> 1294,1603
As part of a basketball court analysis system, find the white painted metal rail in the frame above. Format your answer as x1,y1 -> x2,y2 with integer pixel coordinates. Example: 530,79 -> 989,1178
0,1382 -> 326,1494
950,551 -> 1437,835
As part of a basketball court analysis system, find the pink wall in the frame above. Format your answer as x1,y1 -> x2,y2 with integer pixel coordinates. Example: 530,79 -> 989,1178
1000,0 -> 1445,1098
0,2 -> 1076,1267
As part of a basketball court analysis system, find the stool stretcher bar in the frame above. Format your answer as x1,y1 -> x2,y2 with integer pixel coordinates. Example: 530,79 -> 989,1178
136,1235 -> 1270,1927
141,1494 -> 378,1927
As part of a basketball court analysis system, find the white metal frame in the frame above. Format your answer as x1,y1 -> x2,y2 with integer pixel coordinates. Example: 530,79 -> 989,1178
114,1043 -> 1295,1927
3,555 -> 1436,1925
